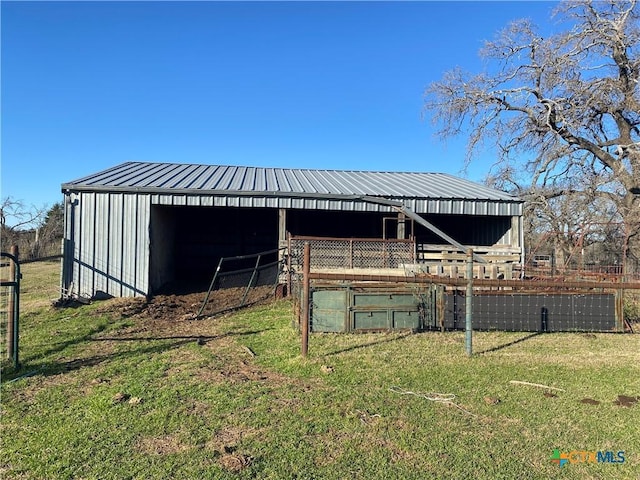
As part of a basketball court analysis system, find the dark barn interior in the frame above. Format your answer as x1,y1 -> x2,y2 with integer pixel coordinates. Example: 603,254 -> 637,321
149,205 -> 514,294
149,205 -> 279,293
416,214 -> 511,246
150,207 -> 410,293
287,210 -> 392,238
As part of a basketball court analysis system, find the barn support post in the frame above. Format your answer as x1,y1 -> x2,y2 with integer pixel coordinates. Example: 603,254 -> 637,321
301,243 -> 310,357
397,212 -> 406,239
465,248 -> 473,357
278,209 -> 288,262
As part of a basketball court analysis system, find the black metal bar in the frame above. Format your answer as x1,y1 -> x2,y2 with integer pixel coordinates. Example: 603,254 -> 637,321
240,254 -> 262,307
196,257 -> 224,318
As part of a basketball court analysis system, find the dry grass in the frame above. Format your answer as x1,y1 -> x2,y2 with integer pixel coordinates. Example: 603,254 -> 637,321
14,259 -> 61,312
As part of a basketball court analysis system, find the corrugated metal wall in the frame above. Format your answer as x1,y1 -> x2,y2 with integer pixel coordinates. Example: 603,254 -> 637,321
146,192 -> 523,217
62,191 -> 150,298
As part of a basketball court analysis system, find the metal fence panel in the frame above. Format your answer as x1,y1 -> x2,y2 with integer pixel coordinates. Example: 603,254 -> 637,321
289,236 -> 415,270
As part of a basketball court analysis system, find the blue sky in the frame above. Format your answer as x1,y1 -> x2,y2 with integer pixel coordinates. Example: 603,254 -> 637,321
1,1 -> 560,214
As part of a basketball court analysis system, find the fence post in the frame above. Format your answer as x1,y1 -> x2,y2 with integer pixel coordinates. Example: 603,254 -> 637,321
466,248 -> 473,357
287,234 -> 292,298
301,243 -> 310,357
615,278 -> 626,332
12,246 -> 20,369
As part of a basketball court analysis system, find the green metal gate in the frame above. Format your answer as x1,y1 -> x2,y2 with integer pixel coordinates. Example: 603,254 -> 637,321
310,284 -> 443,333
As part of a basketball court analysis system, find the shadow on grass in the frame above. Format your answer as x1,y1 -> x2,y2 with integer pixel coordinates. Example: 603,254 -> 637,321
2,329 -> 269,383
323,331 -> 414,357
477,332 -> 542,354
26,324 -> 112,360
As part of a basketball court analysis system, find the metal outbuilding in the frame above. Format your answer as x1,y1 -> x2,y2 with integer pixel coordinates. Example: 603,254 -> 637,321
60,161 -> 524,298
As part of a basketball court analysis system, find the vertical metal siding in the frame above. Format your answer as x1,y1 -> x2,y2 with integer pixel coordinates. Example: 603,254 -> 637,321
108,193 -> 124,296
121,195 -> 136,296
81,193 -> 96,297
72,194 -> 82,296
122,194 -> 139,296
136,195 -> 150,294
94,194 -> 110,294
62,191 -> 151,298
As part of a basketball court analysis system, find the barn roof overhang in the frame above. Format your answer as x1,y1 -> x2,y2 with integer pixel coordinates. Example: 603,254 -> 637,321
61,161 -> 524,217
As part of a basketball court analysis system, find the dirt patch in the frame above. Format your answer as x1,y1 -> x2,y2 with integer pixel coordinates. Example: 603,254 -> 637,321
218,452 -> 253,473
136,434 -> 190,455
216,359 -> 285,384
143,294 -> 204,321
88,287 -> 310,408
181,398 -> 210,417
207,425 -> 255,451
145,286 -> 276,321
613,395 -> 638,407
94,285 -> 277,324
206,425 -> 259,473
200,285 -> 276,318
579,395 -> 638,407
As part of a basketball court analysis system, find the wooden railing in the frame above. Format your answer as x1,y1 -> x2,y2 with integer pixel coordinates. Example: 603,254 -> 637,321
413,244 -> 522,280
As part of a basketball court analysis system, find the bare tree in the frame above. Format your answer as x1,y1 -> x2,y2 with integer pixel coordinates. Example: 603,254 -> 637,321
0,197 -> 46,232
1,197 -> 61,259
424,0 -> 640,267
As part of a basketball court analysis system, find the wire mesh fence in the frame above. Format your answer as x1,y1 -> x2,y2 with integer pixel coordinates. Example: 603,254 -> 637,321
288,236 -> 415,270
195,248 -> 285,319
432,288 -> 623,333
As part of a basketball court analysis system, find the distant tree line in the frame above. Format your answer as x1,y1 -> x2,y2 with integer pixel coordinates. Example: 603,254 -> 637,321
1,197 -> 63,261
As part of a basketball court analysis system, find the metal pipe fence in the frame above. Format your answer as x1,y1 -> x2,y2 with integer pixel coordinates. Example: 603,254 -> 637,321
290,244 -> 640,356
195,248 -> 286,319
1,247 -> 21,369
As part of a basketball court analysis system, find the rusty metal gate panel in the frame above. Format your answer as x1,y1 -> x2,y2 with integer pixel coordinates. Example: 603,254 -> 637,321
419,284 -> 446,331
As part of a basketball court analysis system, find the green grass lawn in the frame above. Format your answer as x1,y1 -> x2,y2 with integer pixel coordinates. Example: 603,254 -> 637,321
1,260 -> 639,479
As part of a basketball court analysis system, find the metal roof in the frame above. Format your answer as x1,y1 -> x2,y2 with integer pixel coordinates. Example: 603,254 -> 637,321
63,161 -> 521,203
